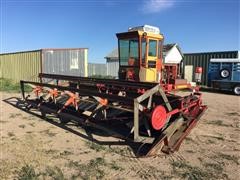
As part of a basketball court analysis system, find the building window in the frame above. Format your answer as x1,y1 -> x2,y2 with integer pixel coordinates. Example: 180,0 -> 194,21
70,51 -> 79,69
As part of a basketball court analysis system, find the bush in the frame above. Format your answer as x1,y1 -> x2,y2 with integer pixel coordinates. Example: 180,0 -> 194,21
89,75 -> 116,79
0,78 -> 32,92
17,164 -> 38,180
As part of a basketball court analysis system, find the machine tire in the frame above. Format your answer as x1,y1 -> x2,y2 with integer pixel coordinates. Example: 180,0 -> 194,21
219,69 -> 230,78
233,85 -> 240,95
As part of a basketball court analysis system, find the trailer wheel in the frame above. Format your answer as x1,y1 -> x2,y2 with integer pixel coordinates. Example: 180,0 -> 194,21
233,85 -> 240,95
220,69 -> 230,78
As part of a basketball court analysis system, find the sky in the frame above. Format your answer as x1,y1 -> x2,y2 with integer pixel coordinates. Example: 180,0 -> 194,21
0,0 -> 239,63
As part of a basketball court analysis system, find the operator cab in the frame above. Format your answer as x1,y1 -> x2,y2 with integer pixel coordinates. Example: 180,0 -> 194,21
116,25 -> 164,83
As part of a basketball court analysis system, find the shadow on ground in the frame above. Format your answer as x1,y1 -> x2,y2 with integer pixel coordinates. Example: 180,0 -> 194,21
3,97 -> 150,158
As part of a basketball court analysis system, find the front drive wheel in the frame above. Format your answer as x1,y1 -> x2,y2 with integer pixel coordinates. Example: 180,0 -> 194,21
233,85 -> 240,95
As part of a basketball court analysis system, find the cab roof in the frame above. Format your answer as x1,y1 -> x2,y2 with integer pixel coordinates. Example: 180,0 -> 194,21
116,30 -> 164,40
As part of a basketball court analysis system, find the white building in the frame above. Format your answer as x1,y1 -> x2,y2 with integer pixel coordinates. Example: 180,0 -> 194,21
163,43 -> 184,64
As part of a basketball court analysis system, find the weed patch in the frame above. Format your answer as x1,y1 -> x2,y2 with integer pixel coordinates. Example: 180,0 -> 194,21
185,137 -> 195,142
109,161 -> 124,171
0,120 -> 8,124
207,120 -> 230,127
40,166 -> 65,180
60,150 -> 73,156
68,160 -> 82,169
108,146 -> 131,156
68,157 -> 125,179
16,164 -> 38,180
40,129 -> 57,137
70,157 -> 106,179
226,112 -> 239,116
0,120 -> 8,123
28,123 -> 35,127
214,136 -> 224,141
215,153 -> 239,165
207,139 -> 215,144
9,113 -> 21,118
19,124 -> 26,129
204,163 -> 223,173
43,149 -> 59,154
85,141 -> 107,152
171,160 -> 227,179
0,78 -> 32,92
16,164 -> 65,180
186,150 -> 194,153
203,135 -> 224,141
7,132 -> 15,137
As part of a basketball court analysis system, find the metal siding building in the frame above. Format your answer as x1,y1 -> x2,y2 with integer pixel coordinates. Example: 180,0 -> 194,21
106,59 -> 119,77
42,49 -> 88,77
105,48 -> 119,77
88,63 -> 107,77
0,50 -> 41,82
183,51 -> 238,86
0,48 -> 88,82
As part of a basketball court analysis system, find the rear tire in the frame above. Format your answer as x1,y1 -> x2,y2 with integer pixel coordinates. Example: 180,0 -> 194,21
233,85 -> 240,95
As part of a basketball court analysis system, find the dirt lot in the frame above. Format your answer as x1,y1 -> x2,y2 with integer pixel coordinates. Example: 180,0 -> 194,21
0,91 -> 239,179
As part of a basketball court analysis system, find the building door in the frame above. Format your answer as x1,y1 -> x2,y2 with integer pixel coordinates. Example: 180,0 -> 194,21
184,65 -> 193,82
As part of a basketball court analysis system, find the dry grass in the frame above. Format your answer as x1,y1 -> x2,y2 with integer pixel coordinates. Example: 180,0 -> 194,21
85,141 -> 107,152
170,160 -> 228,179
69,157 -> 107,179
19,124 -> 26,129
207,120 -> 230,127
215,153 -> 239,165
40,129 -> 57,137
9,113 -> 22,119
16,164 -> 66,180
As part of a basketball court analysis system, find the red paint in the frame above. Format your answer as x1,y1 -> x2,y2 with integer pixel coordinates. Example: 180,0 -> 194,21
33,86 -> 43,97
151,105 -> 167,130
195,67 -> 203,73
63,92 -> 78,110
126,69 -> 135,80
99,98 -> 108,106
48,88 -> 58,98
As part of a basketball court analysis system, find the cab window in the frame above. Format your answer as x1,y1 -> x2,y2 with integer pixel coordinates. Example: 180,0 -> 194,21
148,40 -> 157,57
119,39 -> 139,66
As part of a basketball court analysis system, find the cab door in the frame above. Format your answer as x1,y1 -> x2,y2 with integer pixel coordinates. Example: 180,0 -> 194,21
139,38 -> 158,82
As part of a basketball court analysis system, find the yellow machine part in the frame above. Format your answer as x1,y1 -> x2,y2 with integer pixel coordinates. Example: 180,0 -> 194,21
139,68 -> 157,82
139,35 -> 161,82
